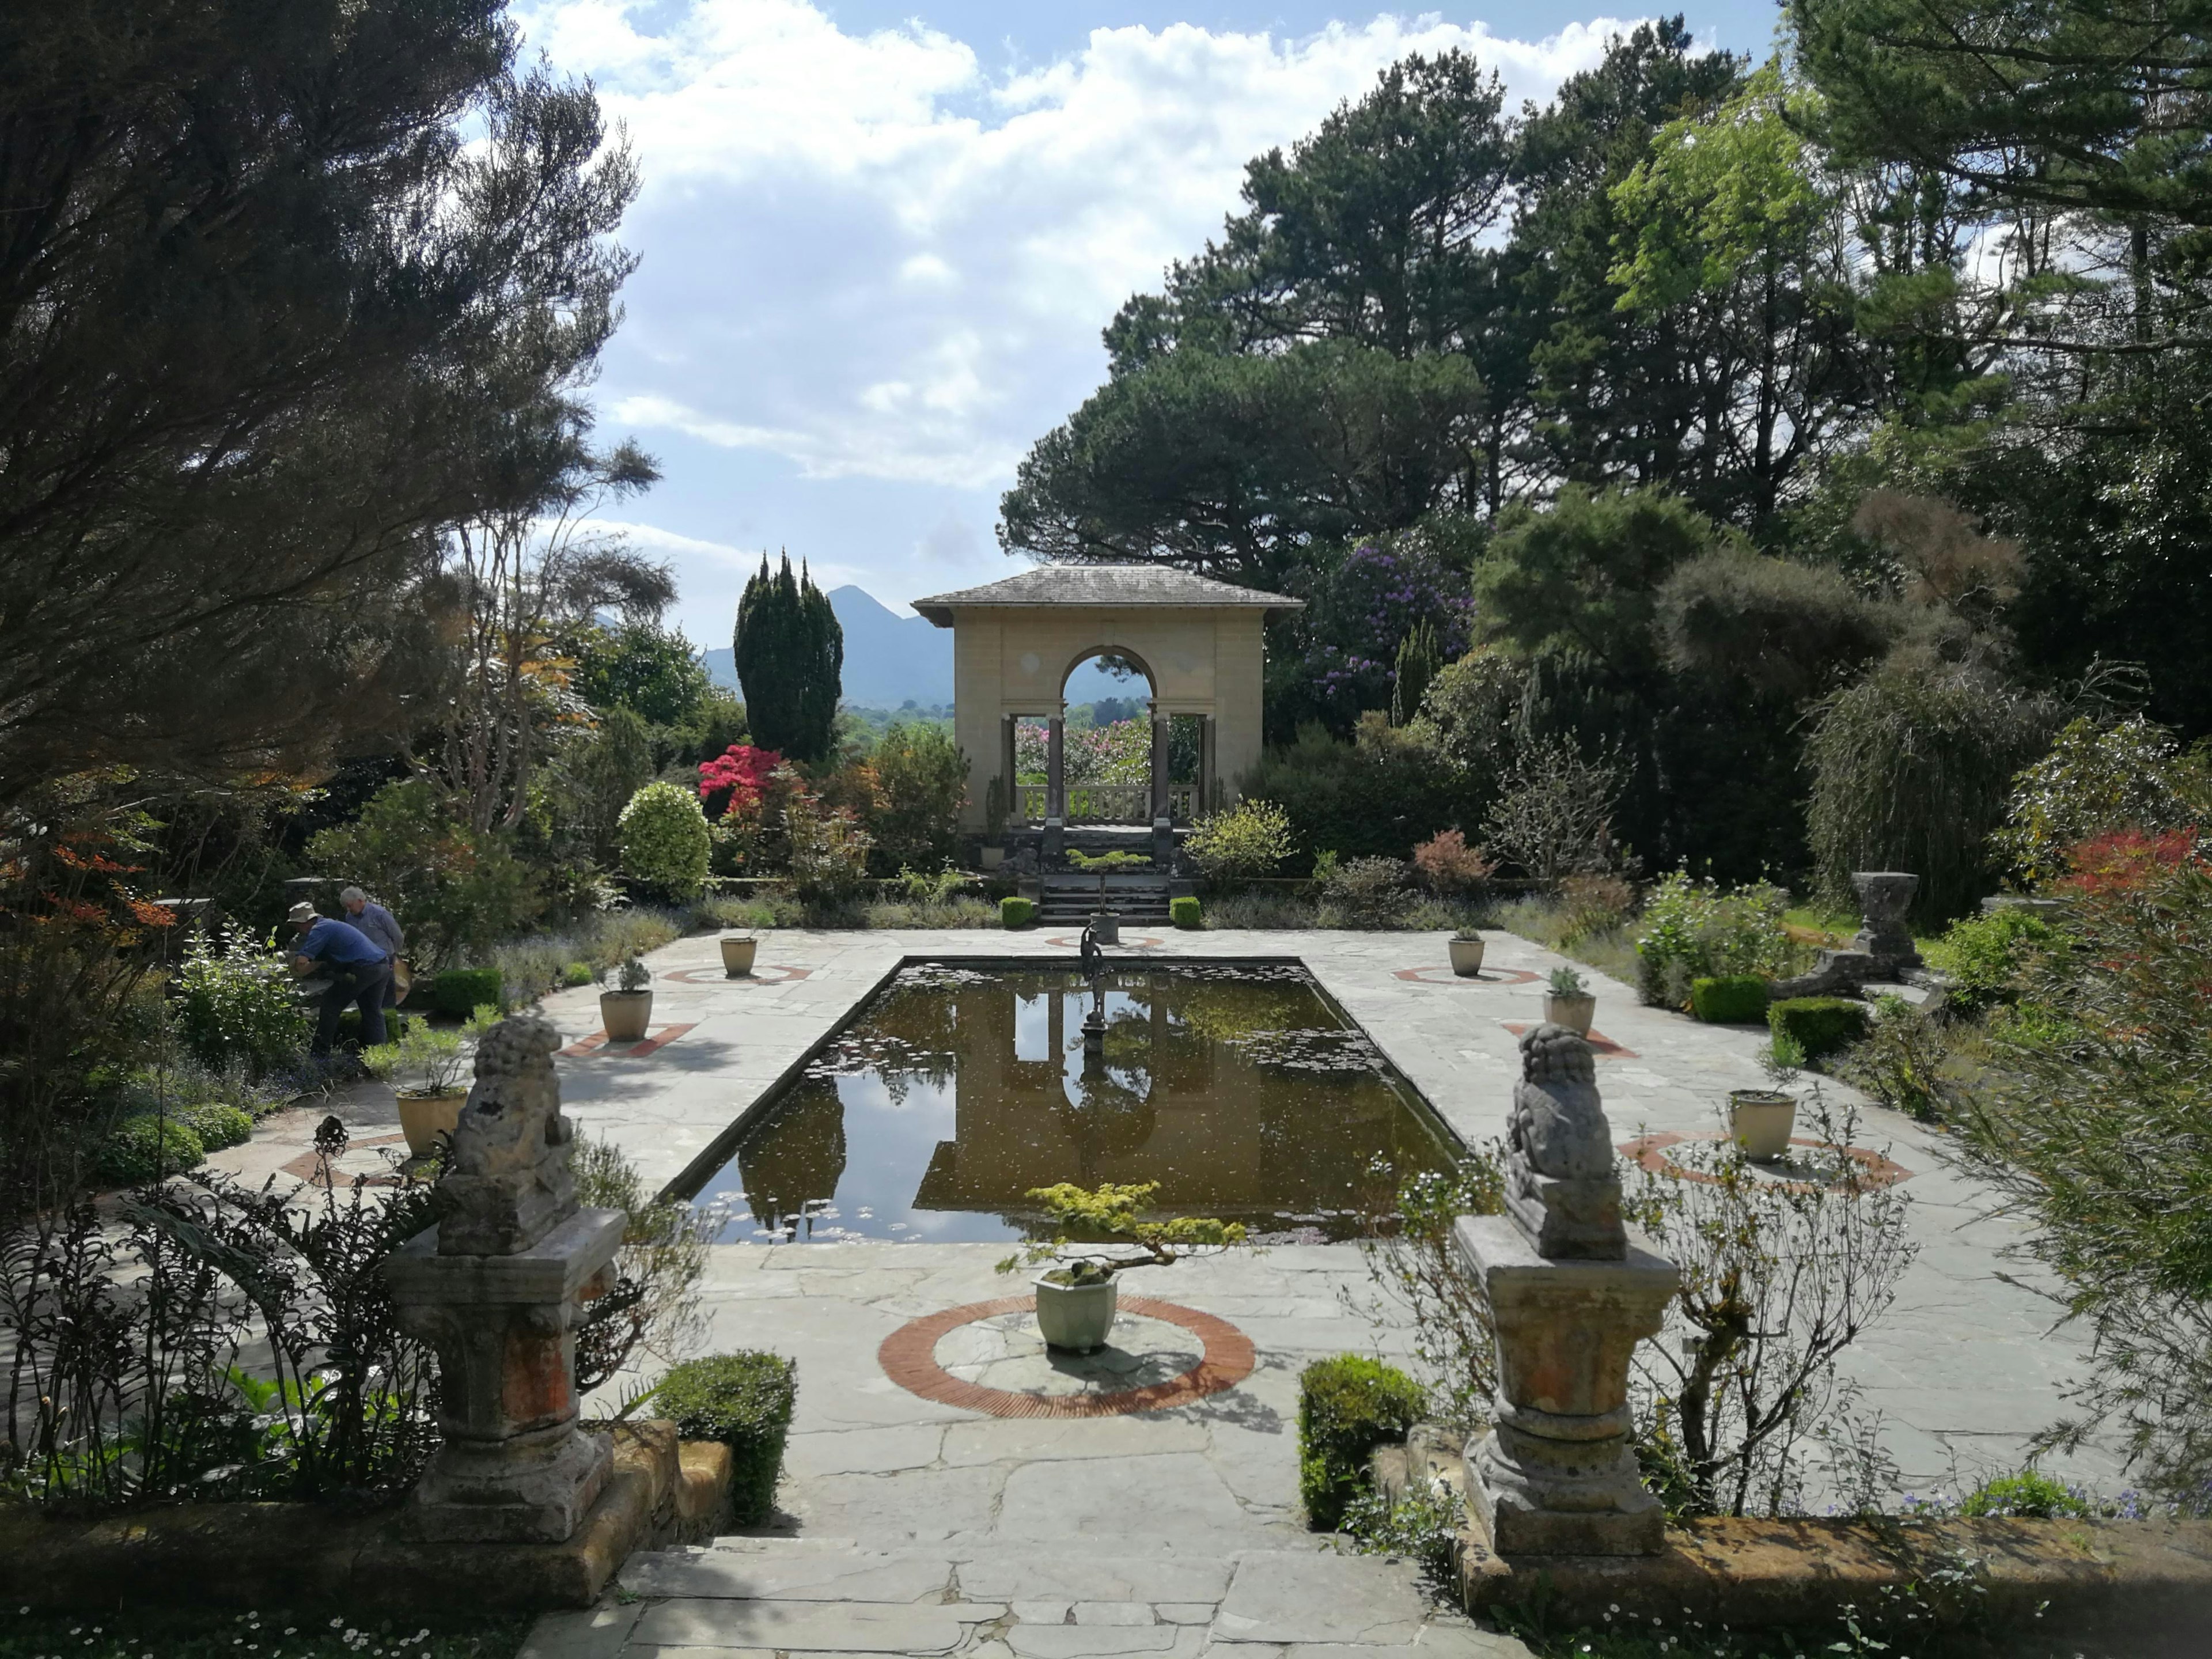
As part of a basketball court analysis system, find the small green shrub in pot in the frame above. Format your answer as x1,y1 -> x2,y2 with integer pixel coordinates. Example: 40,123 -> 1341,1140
1170,895 -> 1203,929
1767,996 -> 1871,1063
429,967 -> 503,1018
1690,975 -> 1770,1025
97,1115 -> 207,1185
1298,1355 -> 1426,1531
649,1351 -> 797,1524
999,895 -> 1034,929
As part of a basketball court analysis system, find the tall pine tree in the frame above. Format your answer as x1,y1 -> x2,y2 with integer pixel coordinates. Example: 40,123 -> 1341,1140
734,554 -> 843,762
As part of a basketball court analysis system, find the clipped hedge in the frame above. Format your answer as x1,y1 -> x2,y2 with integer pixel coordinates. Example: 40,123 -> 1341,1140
999,896 -> 1035,930
1170,895 -> 1203,929
652,1351 -> 797,1525
1297,1354 -> 1425,1532
1690,975 -> 1770,1025
97,1117 -> 207,1187
1768,996 -> 1872,1063
176,1103 -> 255,1153
428,968 -> 503,1018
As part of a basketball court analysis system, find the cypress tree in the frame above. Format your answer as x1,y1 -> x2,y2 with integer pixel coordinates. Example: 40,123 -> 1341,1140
734,552 -> 844,762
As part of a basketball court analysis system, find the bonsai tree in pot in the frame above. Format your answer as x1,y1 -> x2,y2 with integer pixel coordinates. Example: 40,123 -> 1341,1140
1543,965 -> 1596,1034
1448,927 -> 1486,977
601,955 -> 654,1041
998,1180 -> 1246,1354
363,1005 -> 495,1161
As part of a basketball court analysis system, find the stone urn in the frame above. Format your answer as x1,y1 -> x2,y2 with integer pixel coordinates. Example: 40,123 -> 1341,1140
1727,1089 -> 1797,1161
396,1088 -> 468,1161
1850,872 -> 1922,966
1543,990 -> 1596,1035
600,988 -> 653,1042
719,935 -> 759,977
1033,1269 -> 1118,1354
1088,912 -> 1122,945
1448,934 -> 1487,977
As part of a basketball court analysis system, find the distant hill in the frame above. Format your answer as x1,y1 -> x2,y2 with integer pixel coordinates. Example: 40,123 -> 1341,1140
705,582 -> 1136,710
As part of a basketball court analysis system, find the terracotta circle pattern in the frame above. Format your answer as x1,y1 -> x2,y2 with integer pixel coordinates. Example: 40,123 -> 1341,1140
1043,934 -> 1165,950
877,1294 -> 1255,1419
1619,1131 -> 1914,1192
1391,965 -> 1543,987
658,963 -> 813,985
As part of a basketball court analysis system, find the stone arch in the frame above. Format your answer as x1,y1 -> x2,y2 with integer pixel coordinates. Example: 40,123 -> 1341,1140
1058,643 -> 1158,700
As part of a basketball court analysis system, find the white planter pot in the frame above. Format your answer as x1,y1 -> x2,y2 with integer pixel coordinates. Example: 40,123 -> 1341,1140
396,1088 -> 467,1160
719,935 -> 758,977
1728,1090 -> 1797,1161
601,988 -> 653,1042
1447,937 -> 1486,977
1033,1270 -> 1118,1353
1544,991 -> 1596,1035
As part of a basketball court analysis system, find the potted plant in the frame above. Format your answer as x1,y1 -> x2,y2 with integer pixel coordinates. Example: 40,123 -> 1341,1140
719,931 -> 759,977
1447,928 -> 1486,977
362,1011 -> 486,1160
1543,965 -> 1596,1035
998,1180 -> 1246,1353
1728,1041 -> 1801,1162
600,956 -> 654,1042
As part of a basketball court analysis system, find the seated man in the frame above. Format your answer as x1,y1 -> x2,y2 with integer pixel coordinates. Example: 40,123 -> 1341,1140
289,900 -> 391,1054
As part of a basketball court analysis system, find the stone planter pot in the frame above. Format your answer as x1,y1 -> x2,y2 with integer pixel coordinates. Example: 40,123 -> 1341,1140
1544,991 -> 1596,1035
1728,1090 -> 1797,1161
1088,912 -> 1121,945
1448,936 -> 1487,977
1033,1270 -> 1118,1354
600,988 -> 653,1042
719,935 -> 758,977
396,1088 -> 467,1160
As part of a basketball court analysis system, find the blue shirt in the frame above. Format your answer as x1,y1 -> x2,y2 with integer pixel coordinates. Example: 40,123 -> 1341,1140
296,916 -> 386,968
347,900 -> 404,959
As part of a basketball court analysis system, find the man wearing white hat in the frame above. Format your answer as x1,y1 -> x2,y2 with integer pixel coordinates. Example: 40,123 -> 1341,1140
340,886 -> 405,1009
288,901 -> 390,1054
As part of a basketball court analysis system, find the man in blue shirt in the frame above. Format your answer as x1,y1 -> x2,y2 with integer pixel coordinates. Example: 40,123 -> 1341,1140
288,902 -> 391,1053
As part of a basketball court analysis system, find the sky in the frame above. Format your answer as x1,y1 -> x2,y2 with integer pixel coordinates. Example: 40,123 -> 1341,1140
516,0 -> 1788,646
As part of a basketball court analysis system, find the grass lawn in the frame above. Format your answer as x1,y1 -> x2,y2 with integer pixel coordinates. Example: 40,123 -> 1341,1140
0,1607 -> 528,1659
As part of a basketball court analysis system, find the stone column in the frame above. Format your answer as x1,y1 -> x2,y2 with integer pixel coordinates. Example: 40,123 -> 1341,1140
384,1012 -> 624,1543
1199,716 -> 1217,814
1044,712 -> 1066,861
1457,1024 -> 1677,1555
1149,708 -> 1173,863
1000,714 -> 1017,832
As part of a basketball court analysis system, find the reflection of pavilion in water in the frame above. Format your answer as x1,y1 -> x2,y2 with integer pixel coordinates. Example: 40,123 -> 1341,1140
733,970 -> 1451,1237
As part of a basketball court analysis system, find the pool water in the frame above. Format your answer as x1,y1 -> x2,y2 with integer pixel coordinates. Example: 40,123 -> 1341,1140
680,961 -> 1459,1245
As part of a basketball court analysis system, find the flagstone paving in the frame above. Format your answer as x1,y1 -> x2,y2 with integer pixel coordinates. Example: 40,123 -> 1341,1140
210,923 -> 2130,1656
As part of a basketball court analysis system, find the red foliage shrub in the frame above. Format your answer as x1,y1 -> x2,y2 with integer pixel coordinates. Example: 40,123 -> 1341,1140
699,744 -> 782,820
2061,827 -> 2202,896
1411,828 -> 1495,895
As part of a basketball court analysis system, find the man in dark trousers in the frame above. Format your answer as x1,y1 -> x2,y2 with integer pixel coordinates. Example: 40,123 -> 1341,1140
288,900 -> 391,1054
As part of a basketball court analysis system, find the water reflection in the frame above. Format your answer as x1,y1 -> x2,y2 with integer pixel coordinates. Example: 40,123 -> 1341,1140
693,964 -> 1455,1244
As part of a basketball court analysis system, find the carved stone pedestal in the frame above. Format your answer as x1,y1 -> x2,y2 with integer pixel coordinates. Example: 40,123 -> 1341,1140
1455,1215 -> 1677,1555
387,1209 -> 624,1542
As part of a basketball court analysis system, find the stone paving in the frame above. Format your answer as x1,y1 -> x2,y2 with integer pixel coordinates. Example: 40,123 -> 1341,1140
213,923 -> 2126,1656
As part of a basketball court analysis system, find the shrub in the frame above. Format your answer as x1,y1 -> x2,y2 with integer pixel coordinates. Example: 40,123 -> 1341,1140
999,895 -> 1034,929
1834,994 -> 1956,1122
1316,856 -> 1412,928
867,724 -> 967,872
782,770 -> 873,907
649,1351 -> 797,1525
1635,870 -> 1791,1008
1767,997 -> 1870,1064
1184,798 -> 1296,885
174,1102 -> 253,1153
171,928 -> 311,1078
1480,733 -> 1623,878
1691,975 -> 1769,1024
574,1137 -> 718,1394
1925,907 -> 2059,1017
562,960 -> 594,987
429,967 -> 503,1018
1558,873 -> 1638,944
1171,895 -> 1202,929
1243,718 -> 1459,863
96,1115 -> 206,1185
1959,1469 -> 2089,1519
1298,1355 -> 1426,1531
307,777 -> 541,967
1991,715 -> 2212,888
619,781 -> 714,902
1410,828 -> 1494,895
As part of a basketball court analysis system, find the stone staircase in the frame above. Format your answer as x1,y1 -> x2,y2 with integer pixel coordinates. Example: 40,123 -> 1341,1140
521,1533 -> 1532,1658
1037,871 -> 1173,926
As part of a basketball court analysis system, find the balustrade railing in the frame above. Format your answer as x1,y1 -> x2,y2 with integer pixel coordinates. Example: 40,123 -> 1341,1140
1013,780 -> 1202,824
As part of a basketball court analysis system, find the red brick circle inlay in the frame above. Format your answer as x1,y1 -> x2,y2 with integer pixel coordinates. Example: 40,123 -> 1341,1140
1392,965 -> 1543,987
1620,1131 -> 1914,1191
1043,934 -> 1165,950
877,1294 -> 1255,1419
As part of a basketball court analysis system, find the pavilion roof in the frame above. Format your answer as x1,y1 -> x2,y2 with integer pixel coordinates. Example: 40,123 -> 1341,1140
911,563 -> 1301,627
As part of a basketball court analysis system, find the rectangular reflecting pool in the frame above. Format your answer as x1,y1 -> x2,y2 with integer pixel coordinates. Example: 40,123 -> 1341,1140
676,961 -> 1460,1244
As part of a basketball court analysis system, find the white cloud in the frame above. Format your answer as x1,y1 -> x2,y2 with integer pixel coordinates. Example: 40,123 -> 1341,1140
521,1 -> 1631,495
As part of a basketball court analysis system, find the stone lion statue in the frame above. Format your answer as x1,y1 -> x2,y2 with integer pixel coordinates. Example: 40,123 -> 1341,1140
438,1012 -> 578,1255
1503,1021 -> 1625,1259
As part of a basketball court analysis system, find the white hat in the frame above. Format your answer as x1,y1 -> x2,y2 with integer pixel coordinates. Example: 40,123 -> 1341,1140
287,901 -> 317,924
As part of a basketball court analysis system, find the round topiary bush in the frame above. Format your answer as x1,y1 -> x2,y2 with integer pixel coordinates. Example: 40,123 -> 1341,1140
97,1116 -> 207,1187
650,1351 -> 797,1525
177,1102 -> 255,1152
1297,1354 -> 1426,1531
619,781 -> 713,902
